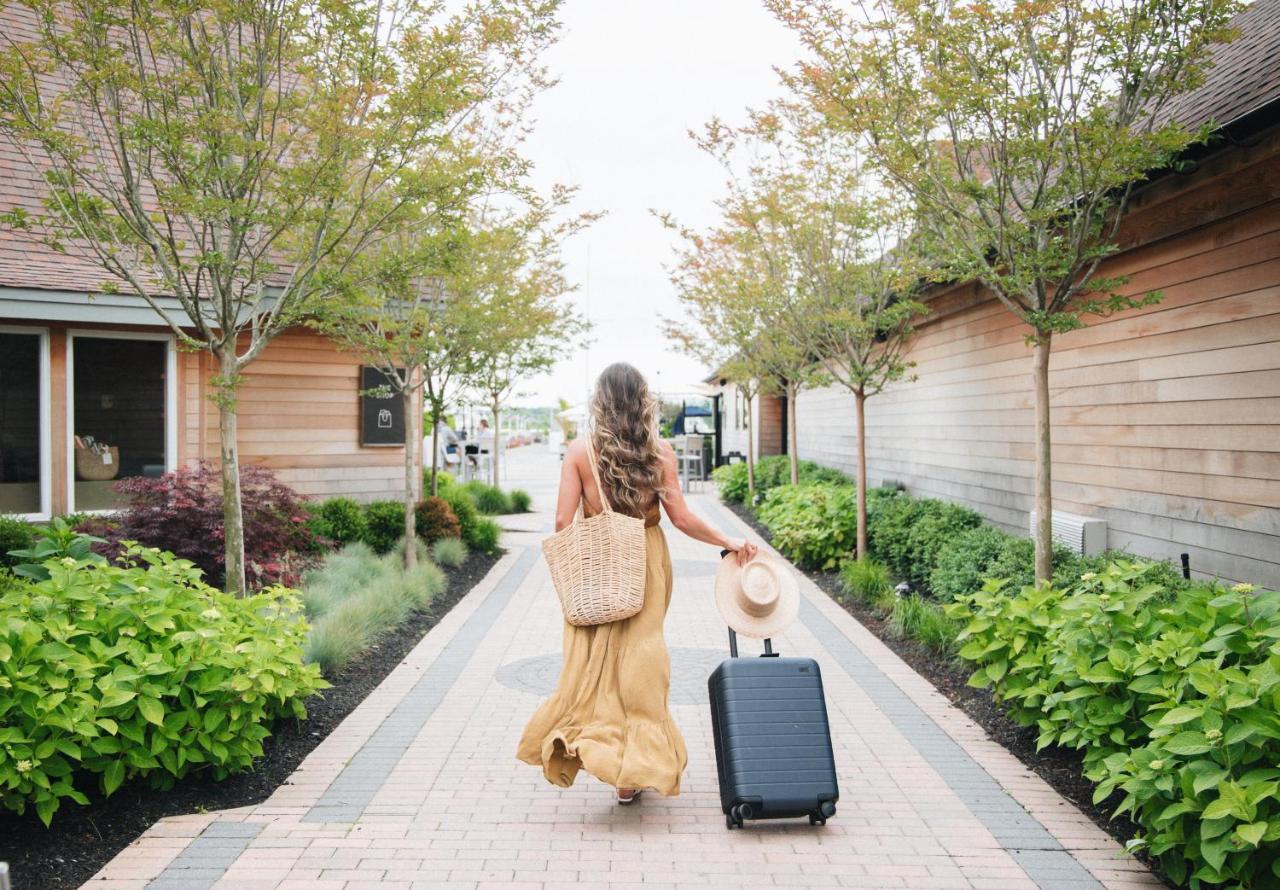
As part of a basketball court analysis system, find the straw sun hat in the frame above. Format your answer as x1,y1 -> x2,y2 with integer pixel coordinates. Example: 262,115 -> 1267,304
714,552 -> 799,639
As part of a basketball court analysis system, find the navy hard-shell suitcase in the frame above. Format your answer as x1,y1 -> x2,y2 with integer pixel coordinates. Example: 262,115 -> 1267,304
708,626 -> 839,829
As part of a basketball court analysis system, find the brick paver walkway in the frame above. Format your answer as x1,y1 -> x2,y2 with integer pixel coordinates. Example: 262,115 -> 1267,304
84,449 -> 1161,890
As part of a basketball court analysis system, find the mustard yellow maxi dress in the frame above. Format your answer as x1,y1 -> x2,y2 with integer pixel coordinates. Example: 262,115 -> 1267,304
517,497 -> 689,796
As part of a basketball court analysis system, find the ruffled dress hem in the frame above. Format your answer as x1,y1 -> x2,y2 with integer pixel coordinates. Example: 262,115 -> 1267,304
517,718 -> 686,797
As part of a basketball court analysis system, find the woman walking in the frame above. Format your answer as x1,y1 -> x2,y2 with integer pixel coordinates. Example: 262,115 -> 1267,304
517,362 -> 757,802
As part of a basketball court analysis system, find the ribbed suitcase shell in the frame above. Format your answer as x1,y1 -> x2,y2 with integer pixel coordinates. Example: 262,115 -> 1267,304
708,653 -> 839,826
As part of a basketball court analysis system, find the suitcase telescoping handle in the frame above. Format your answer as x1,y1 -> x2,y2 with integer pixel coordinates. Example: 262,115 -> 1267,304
721,549 -> 776,659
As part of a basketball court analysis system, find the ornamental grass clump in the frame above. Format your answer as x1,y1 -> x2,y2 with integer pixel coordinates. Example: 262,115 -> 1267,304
888,595 -> 957,654
302,540 -> 446,677
839,558 -> 894,608
0,542 -> 326,825
430,537 -> 468,568
464,481 -> 513,514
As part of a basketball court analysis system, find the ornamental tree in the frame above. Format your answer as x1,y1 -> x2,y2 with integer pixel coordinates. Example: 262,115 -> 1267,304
0,0 -> 561,592
662,215 -> 775,498
465,194 -> 591,487
776,0 -> 1238,579
742,103 -> 929,560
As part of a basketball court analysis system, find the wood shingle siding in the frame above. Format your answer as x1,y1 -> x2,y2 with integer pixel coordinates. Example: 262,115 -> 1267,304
188,329 -> 406,502
786,126 -> 1280,588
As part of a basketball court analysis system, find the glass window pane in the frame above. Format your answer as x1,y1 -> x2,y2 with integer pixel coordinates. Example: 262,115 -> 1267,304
0,332 -> 43,515
73,337 -> 168,511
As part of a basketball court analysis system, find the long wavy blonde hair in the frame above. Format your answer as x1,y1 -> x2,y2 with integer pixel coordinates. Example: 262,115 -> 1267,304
589,363 -> 667,517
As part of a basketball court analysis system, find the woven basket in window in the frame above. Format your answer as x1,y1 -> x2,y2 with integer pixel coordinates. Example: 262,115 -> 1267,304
541,433 -> 646,627
75,445 -> 120,482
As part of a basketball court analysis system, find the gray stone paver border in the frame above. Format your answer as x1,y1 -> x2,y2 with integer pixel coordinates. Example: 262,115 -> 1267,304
144,821 -> 264,890
302,544 -> 542,823
697,495 -> 1104,890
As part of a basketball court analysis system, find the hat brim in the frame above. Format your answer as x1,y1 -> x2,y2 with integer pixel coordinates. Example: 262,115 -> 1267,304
714,553 -> 800,640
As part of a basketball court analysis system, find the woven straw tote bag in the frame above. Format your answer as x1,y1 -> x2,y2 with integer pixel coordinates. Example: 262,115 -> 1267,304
542,434 -> 647,627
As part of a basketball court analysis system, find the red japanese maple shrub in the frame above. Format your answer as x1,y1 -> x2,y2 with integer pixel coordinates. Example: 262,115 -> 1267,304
82,463 -> 320,588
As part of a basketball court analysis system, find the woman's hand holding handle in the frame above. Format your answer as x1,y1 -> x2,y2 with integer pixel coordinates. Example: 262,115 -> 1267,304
721,538 -> 758,566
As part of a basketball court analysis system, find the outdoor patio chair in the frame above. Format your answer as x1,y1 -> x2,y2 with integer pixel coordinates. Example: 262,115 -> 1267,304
677,434 -> 705,492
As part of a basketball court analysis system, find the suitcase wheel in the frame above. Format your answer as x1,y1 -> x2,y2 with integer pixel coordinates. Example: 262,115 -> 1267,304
726,803 -> 751,829
810,801 -> 837,826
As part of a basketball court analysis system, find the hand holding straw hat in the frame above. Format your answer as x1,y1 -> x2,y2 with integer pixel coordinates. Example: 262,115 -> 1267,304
714,548 -> 800,639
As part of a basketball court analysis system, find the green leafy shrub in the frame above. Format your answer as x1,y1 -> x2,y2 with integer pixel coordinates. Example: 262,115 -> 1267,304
839,558 -> 893,607
1092,583 -> 1280,887
902,501 -> 983,591
361,500 -> 405,555
929,526 -> 1013,601
464,481 -> 513,514
440,486 -> 480,542
0,516 -> 36,569
308,498 -> 368,548
9,517 -> 105,580
426,469 -> 456,493
414,497 -> 461,544
948,563 -> 1279,886
752,456 -> 848,501
509,489 -> 532,513
712,462 -> 750,503
757,483 -> 859,569
465,517 -> 501,554
430,537 -> 468,568
0,543 -> 326,824
868,495 -> 982,591
302,540 -> 446,676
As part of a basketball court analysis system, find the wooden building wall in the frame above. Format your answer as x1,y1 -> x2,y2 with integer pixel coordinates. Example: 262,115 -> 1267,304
0,321 -> 404,515
188,328 -> 408,502
717,387 -> 786,461
791,125 -> 1280,588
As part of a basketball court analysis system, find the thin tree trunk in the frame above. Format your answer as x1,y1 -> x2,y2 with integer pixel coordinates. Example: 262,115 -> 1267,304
429,401 -> 441,497
491,398 -> 501,487
745,391 -> 756,498
855,387 -> 868,561
402,386 -> 417,569
216,351 -> 246,596
787,382 -> 799,485
1032,334 -> 1054,582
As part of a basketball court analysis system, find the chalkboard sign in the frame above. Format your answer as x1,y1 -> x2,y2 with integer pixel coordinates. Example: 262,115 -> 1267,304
359,366 -> 405,447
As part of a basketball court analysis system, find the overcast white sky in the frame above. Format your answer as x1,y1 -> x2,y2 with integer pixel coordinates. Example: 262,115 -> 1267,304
512,1 -> 802,408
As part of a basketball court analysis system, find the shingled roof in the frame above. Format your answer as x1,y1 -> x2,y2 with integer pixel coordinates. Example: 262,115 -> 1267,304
1151,0 -> 1280,133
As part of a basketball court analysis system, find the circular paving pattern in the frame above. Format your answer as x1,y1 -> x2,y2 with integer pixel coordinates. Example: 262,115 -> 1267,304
496,647 -> 726,705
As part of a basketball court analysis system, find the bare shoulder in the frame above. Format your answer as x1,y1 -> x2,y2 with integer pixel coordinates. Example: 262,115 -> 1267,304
656,439 -> 678,470
565,438 -> 587,460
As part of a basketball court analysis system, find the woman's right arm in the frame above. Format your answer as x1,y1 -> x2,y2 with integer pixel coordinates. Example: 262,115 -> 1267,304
554,440 -> 584,532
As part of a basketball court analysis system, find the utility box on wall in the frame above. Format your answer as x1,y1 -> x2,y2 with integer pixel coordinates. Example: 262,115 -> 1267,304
1029,510 -> 1108,556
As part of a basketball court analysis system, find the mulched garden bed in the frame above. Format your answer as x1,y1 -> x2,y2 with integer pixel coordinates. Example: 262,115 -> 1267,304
723,500 -> 1161,880
0,548 -> 502,890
